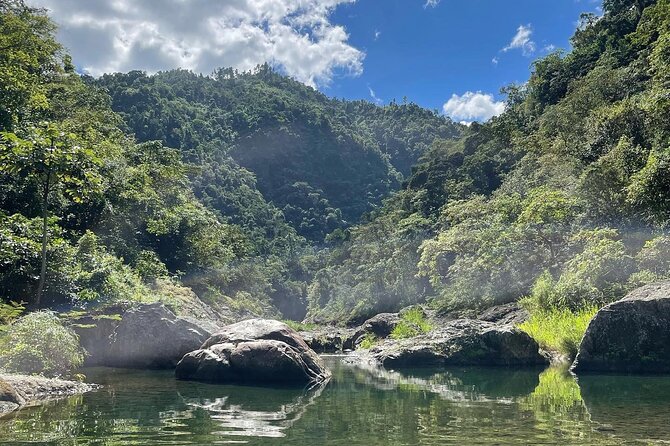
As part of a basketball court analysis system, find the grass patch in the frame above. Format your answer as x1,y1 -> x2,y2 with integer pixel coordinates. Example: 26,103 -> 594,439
390,307 -> 433,340
282,320 -> 318,332
357,333 -> 377,350
518,306 -> 597,358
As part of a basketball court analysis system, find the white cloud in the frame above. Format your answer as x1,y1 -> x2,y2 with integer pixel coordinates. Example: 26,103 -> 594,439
368,86 -> 383,105
491,57 -> 499,65
442,91 -> 505,123
28,0 -> 364,87
374,29 -> 381,40
502,24 -> 536,56
543,44 -> 556,52
424,0 -> 440,8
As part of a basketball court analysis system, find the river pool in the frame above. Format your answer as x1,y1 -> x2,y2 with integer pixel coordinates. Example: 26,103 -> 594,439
1,356 -> 669,445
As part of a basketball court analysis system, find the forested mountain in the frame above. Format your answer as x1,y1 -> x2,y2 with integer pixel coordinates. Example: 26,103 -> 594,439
2,0 -> 670,334
306,0 -> 670,324
0,0 -> 458,322
93,69 -> 460,242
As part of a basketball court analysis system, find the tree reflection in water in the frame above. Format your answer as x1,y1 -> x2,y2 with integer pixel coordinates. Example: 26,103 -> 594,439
1,360 -> 670,445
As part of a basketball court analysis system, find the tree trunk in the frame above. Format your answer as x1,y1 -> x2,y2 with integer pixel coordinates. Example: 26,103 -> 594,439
35,172 -> 51,309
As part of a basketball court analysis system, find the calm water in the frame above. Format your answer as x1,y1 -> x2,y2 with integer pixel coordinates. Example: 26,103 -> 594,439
1,356 -> 669,445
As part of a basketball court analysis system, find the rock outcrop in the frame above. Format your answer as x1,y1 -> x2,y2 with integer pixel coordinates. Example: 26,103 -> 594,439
572,282 -> 670,374
72,303 -> 212,368
360,319 -> 547,368
300,329 -> 352,353
345,313 -> 401,349
477,302 -> 529,325
0,374 -> 94,417
176,319 -> 330,385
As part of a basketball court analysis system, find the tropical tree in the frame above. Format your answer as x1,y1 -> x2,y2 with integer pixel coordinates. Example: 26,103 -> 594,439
0,123 -> 102,306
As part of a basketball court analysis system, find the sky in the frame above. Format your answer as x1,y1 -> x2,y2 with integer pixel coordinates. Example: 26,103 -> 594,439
29,0 -> 603,123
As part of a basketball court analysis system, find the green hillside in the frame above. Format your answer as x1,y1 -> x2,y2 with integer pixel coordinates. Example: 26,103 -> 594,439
306,0 -> 670,323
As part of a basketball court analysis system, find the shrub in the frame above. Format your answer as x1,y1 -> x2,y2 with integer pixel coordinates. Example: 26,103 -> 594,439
357,333 -> 377,350
518,306 -> 597,358
0,311 -> 84,377
390,307 -> 433,340
0,301 -> 24,329
74,231 -> 151,303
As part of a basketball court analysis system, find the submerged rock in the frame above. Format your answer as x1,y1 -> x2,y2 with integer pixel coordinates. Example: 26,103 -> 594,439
0,374 -> 94,417
72,303 -> 212,368
360,319 -> 547,368
176,319 -> 330,385
572,282 -> 670,374
578,373 -> 670,442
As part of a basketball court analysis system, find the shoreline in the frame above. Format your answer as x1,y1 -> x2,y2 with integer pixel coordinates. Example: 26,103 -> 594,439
0,373 -> 97,418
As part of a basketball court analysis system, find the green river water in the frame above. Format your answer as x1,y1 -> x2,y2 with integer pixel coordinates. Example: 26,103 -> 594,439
0,356 -> 669,445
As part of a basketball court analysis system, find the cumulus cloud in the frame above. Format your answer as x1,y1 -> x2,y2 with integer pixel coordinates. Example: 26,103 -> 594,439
28,0 -> 364,87
442,91 -> 505,123
502,24 -> 536,56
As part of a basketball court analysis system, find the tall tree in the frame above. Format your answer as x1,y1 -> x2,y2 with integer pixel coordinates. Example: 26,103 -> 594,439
0,123 -> 102,307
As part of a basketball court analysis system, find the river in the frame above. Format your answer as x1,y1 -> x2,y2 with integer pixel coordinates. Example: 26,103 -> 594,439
0,356 -> 668,445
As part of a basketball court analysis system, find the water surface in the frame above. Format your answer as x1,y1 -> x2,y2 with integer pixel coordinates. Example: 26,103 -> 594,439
1,357 -> 669,445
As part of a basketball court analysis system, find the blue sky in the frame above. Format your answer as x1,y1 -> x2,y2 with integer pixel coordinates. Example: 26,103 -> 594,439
325,0 -> 602,117
32,0 -> 603,122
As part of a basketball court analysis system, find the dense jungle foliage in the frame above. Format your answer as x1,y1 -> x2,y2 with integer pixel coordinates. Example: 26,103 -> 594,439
1,0 -> 670,332
0,0 -> 458,321
307,0 -> 670,323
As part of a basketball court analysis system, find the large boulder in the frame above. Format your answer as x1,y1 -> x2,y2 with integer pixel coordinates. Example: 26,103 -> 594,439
572,282 -> 670,374
72,303 -> 212,368
363,319 -> 547,368
176,319 -> 330,385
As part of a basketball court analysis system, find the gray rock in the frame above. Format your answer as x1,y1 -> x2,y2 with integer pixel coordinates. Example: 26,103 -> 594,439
477,302 -> 529,325
72,303 -> 212,368
346,313 -> 401,349
572,282 -> 670,374
300,329 -> 351,353
364,319 -> 547,368
0,374 -> 94,417
176,319 -> 330,385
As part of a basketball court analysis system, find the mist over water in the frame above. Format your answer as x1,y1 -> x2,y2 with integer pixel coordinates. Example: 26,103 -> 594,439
1,358 -> 668,445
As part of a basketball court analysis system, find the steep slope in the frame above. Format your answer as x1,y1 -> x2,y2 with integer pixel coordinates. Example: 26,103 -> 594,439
306,0 -> 670,323
93,68 -> 461,242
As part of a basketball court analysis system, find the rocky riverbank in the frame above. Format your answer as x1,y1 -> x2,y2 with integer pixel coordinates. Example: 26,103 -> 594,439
572,281 -> 670,373
0,374 -> 95,417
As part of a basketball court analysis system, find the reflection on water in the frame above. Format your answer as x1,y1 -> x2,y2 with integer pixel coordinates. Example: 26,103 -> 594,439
0,358 -> 669,445
578,374 -> 670,443
182,380 -> 325,438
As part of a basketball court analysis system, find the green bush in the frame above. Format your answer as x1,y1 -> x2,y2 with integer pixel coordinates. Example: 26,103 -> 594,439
0,311 -> 84,377
390,307 -> 433,340
74,231 -> 152,303
518,306 -> 597,358
357,333 -> 378,350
